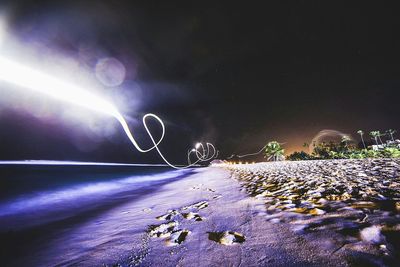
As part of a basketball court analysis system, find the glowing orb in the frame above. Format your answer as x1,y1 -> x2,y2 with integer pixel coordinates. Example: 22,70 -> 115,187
95,57 -> 126,87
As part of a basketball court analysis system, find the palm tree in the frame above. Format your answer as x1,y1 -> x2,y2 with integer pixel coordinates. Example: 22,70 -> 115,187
386,129 -> 396,142
264,141 -> 284,161
369,131 -> 380,146
377,131 -> 385,145
341,135 -> 351,148
357,130 -> 366,149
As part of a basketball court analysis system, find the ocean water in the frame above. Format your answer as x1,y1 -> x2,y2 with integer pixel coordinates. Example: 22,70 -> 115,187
0,162 -> 195,265
0,162 -> 194,229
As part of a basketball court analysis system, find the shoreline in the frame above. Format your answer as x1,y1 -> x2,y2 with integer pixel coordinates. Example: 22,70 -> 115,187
2,159 -> 398,266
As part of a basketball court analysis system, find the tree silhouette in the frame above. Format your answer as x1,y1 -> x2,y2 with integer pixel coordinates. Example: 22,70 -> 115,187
264,141 -> 284,161
386,129 -> 396,142
357,130 -> 366,149
369,131 -> 380,146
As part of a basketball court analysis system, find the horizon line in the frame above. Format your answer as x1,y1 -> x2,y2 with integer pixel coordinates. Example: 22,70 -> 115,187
0,160 -> 192,167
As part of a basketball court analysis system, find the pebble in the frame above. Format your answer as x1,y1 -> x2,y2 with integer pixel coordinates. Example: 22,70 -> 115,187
360,226 -> 384,244
309,208 -> 326,216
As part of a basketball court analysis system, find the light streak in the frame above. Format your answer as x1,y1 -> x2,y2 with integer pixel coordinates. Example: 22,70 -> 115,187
227,142 -> 285,160
226,145 -> 266,160
0,55 -> 217,169
237,145 -> 267,158
187,142 -> 217,165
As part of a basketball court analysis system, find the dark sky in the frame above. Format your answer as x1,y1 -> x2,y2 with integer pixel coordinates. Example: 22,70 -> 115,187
0,1 -> 399,163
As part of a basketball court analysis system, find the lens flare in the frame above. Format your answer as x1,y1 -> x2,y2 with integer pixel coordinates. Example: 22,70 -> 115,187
95,57 -> 126,87
310,129 -> 353,153
0,55 -> 216,169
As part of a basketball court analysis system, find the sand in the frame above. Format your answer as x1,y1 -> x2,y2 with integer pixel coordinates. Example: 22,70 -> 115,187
33,166 -> 347,266
225,159 -> 400,266
5,161 -> 393,266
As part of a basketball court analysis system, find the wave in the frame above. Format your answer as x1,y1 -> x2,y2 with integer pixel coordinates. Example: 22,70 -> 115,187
0,168 -> 191,217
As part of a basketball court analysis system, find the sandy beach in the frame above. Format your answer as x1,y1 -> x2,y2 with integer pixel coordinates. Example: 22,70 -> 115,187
109,166 -> 347,267
1,159 -> 399,266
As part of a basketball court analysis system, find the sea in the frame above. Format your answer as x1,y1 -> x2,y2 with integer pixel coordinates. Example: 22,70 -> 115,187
0,161 -> 195,265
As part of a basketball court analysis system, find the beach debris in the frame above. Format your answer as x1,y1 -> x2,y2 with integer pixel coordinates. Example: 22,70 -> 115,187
208,231 -> 245,245
148,221 -> 178,238
166,229 -> 191,246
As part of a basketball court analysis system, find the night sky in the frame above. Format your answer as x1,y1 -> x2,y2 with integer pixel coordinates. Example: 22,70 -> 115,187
0,1 -> 399,164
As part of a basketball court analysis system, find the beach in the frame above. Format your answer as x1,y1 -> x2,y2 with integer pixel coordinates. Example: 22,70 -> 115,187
1,160 -> 399,266
226,159 -> 400,266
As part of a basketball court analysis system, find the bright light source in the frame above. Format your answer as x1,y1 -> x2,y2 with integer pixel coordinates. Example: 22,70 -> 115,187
0,56 -> 119,117
0,55 -> 218,168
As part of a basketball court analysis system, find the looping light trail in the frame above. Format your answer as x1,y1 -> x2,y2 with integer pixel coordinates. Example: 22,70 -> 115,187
0,55 -> 217,169
187,142 -> 217,165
